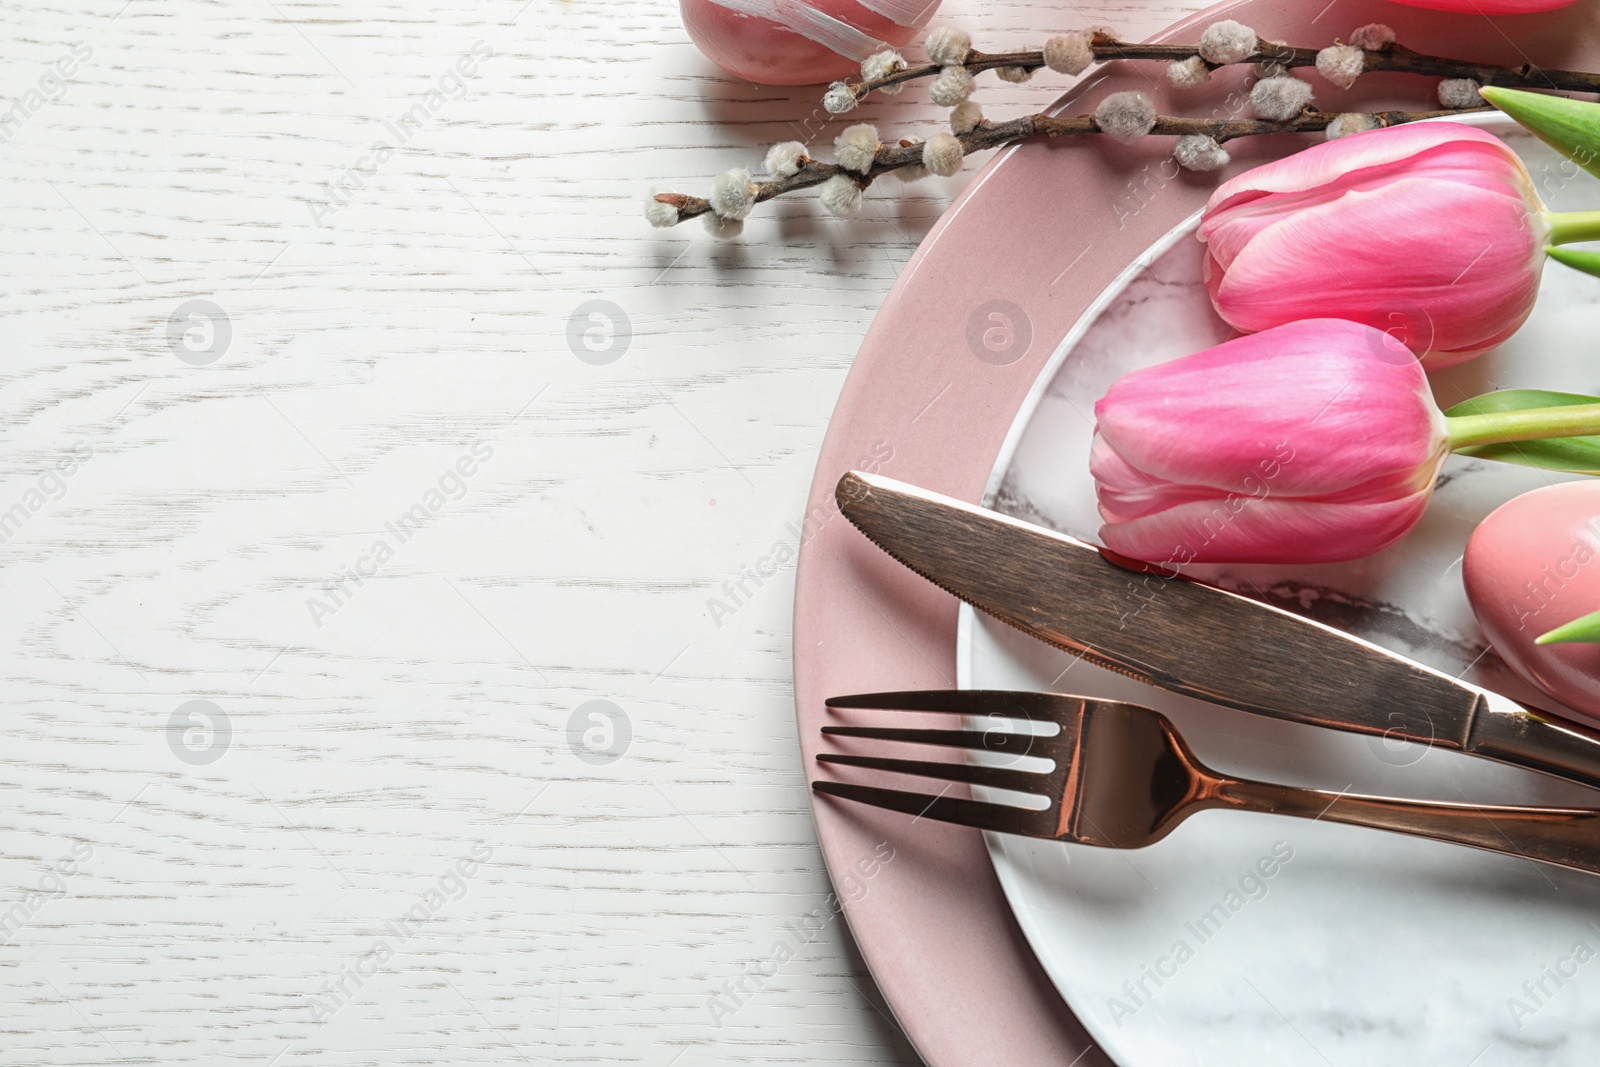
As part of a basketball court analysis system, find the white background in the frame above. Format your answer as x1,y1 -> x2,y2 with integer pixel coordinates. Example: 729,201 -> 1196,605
0,0 -> 1201,1062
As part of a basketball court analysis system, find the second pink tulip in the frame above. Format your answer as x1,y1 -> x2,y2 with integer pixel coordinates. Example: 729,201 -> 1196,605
1200,124 -> 1548,367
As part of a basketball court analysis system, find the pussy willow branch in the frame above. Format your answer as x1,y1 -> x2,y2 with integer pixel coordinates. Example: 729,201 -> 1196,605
655,106 -> 1485,223
850,30 -> 1600,99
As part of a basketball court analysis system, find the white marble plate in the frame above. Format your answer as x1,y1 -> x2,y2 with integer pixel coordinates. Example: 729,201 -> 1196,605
958,115 -> 1600,1066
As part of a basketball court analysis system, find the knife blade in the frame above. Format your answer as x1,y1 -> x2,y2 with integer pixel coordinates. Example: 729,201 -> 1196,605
836,470 -> 1600,794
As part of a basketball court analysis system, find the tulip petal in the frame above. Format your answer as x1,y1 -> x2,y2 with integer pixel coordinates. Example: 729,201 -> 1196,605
1201,136 -> 1537,274
1097,490 -> 1435,565
1092,319 -> 1448,501
1203,124 -> 1534,225
1200,133 -> 1537,284
1091,320 -> 1453,565
1093,434 -> 1248,522
1208,178 -> 1544,362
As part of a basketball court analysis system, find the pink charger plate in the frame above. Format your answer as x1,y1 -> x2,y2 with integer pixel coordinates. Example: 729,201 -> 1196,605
791,1 -> 1600,1063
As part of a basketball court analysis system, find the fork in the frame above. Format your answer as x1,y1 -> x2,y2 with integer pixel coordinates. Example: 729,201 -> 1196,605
814,690 -> 1600,876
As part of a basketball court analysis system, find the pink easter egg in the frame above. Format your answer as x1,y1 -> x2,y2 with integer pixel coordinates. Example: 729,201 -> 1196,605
1464,481 -> 1600,719
681,0 -> 938,85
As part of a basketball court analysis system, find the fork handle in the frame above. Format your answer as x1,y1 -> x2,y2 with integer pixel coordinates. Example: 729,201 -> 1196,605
1214,779 -> 1600,877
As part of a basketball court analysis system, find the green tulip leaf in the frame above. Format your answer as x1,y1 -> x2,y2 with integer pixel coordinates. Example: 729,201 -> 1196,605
1445,389 -> 1600,474
1548,245 -> 1600,279
1445,389 -> 1600,415
1538,607 -> 1600,645
1480,87 -> 1600,182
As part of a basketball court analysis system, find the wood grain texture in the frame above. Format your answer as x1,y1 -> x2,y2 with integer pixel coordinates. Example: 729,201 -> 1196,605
0,0 -> 1205,1061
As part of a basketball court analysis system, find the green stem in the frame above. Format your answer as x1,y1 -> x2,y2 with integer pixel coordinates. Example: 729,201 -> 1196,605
1546,210 -> 1600,246
1446,402 -> 1600,449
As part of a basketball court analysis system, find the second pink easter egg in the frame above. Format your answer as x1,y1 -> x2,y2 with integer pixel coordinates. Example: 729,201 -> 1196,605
1465,481 -> 1600,719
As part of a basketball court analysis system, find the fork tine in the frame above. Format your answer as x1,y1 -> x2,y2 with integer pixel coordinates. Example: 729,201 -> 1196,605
812,780 -> 1050,837
827,690 -> 953,711
822,724 -> 1051,759
816,751 -> 1048,794
826,689 -> 1069,722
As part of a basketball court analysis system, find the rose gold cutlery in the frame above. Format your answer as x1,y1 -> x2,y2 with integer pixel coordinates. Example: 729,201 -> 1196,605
815,690 -> 1600,874
833,470 -> 1600,795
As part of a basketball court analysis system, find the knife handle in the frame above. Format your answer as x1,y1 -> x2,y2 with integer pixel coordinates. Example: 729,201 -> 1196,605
1217,777 -> 1600,878
1464,689 -> 1600,795
1098,540 -> 1600,797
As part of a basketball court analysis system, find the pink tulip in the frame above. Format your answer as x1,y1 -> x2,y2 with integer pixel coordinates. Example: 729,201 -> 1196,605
1200,124 -> 1550,367
1092,319 -> 1450,565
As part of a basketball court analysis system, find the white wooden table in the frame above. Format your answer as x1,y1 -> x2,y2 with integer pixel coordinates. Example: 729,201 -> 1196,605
0,0 -> 1202,1061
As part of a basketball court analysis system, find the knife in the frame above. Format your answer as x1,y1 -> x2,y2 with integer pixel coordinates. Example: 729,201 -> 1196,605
835,470 -> 1600,794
